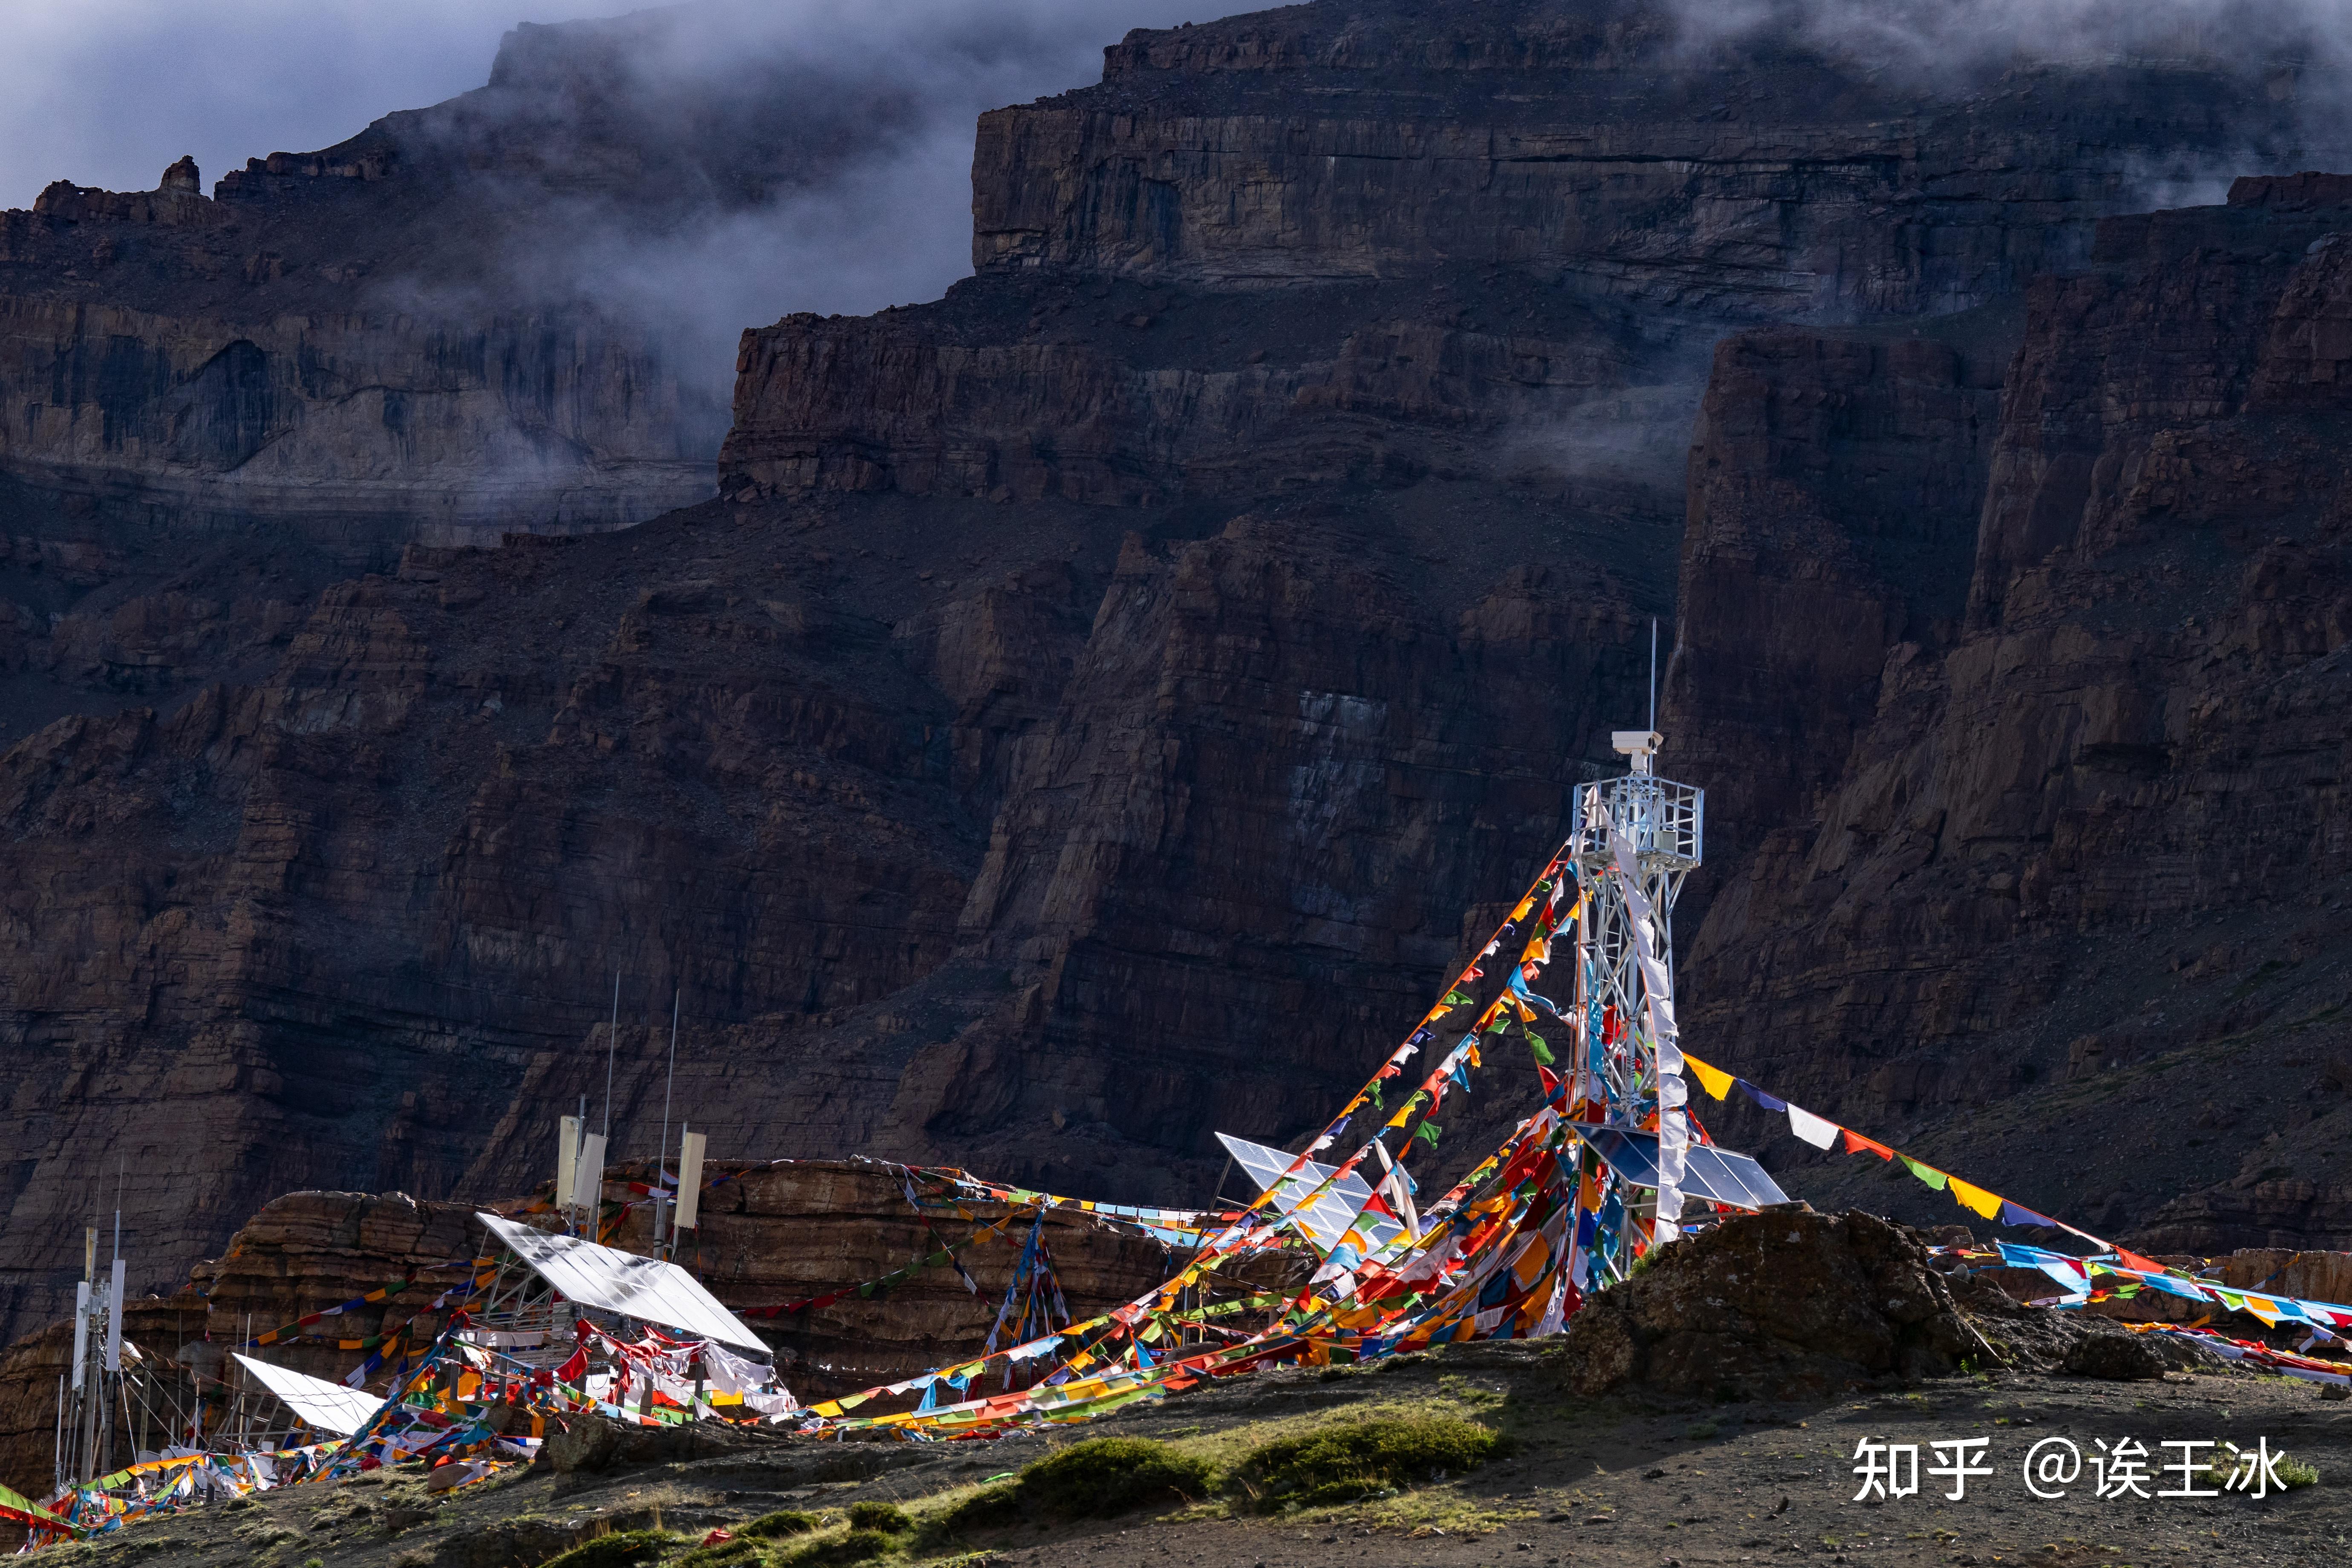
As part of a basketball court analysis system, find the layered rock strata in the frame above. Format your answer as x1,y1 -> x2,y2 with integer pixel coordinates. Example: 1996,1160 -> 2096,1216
1670,175 -> 2352,1250
0,483 -> 1659,1353
0,0 -> 981,562
6,0 -> 2352,1362
727,0 -> 2320,509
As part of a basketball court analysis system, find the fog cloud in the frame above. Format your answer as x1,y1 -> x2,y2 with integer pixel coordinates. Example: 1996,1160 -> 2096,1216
0,0 -> 1197,392
1671,0 -> 2352,76
390,1 -> 1201,386
0,0 -> 542,210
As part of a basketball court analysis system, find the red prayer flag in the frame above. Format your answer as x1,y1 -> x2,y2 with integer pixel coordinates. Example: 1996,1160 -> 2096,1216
1841,1130 -> 1896,1160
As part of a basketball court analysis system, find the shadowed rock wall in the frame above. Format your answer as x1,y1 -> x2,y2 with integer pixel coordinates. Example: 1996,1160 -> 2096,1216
1671,176 -> 2352,1252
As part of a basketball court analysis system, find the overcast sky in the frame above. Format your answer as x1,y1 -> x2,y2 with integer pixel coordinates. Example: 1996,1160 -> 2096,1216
0,1 -> 547,208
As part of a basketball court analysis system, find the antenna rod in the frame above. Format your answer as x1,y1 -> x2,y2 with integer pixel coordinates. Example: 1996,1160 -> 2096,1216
661,985 -> 679,1181
604,970 -> 619,1140
1648,618 -> 1658,732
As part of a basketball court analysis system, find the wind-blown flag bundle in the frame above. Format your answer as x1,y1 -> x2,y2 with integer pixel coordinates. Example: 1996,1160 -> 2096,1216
37,735 -> 2336,1544
772,739 -> 1804,1438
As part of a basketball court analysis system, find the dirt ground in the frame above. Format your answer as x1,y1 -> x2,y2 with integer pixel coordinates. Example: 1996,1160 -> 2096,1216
35,1339 -> 2352,1568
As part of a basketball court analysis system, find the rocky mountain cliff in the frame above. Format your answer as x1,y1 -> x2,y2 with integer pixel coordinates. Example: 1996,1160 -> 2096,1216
0,4 -> 999,760
2,0 -> 2350,1361
1675,170 -> 2352,1251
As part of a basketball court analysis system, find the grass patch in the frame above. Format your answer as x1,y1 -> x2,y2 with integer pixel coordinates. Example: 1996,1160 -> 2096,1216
744,1510 -> 822,1539
1232,1413 -> 1510,1510
672,1538 -> 765,1568
2277,1453 -> 2320,1489
918,1437 -> 1217,1548
844,1502 -> 911,1533
1021,1437 -> 1219,1517
777,1527 -> 897,1566
934,1483 -> 1022,1534
539,1529 -> 682,1568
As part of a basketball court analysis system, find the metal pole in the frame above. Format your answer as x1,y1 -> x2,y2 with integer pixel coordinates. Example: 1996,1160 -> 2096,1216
576,1094 -> 589,1235
604,971 -> 620,1141
661,986 -> 679,1181
1648,617 -> 1658,732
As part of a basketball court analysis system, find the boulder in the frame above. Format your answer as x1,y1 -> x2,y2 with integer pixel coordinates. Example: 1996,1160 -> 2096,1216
1555,1209 -> 1979,1399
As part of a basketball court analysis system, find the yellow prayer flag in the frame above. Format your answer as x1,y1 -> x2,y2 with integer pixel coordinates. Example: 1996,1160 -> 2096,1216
1948,1177 -> 2003,1220
1685,1055 -> 1734,1101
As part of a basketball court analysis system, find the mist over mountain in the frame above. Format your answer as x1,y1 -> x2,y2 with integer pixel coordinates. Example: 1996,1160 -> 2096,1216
1,2 -> 2351,1492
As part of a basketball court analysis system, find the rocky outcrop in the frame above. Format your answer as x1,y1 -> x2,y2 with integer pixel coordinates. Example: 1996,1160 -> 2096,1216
975,5 -> 2294,309
1666,308 -> 2014,883
1555,1208 -> 1976,1398
720,271 -> 1642,506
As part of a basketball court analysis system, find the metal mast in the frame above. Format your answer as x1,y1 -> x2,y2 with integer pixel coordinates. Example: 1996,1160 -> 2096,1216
1566,726 -> 1703,1282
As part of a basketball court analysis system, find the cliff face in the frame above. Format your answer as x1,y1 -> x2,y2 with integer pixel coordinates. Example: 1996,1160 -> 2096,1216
0,478 -> 1657,1355
0,2 -> 994,752
5,0 -> 2352,1363
0,288 -> 716,548
1671,175 -> 2352,1252
726,0 -> 2316,510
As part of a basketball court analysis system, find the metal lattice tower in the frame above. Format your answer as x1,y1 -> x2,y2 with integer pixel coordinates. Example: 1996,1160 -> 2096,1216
1568,732 -> 1703,1123
1565,729 -> 1703,1283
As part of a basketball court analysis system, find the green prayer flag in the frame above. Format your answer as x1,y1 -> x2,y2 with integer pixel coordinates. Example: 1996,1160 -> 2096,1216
1443,989 -> 1472,1007
1901,1157 -> 1948,1191
1525,1031 -> 1554,1066
1415,1121 -> 1442,1147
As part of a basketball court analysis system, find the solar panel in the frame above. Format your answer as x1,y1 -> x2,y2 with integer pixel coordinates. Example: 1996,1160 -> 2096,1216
476,1214 -> 769,1350
231,1354 -> 384,1436
1567,1127 -> 1789,1211
1215,1133 -> 1408,1254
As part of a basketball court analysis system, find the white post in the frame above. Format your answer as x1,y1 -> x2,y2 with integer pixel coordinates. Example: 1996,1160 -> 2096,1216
106,1258 -> 126,1373
71,1281 -> 91,1393
557,1115 -> 582,1208
576,1133 -> 607,1233
675,1129 -> 707,1232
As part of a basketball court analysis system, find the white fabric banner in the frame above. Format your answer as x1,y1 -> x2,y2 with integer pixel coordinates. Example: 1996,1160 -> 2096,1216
1610,830 -> 1687,1241
1787,1104 -> 1841,1149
